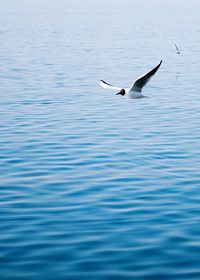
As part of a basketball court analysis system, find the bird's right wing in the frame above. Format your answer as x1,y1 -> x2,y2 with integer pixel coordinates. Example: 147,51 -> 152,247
174,43 -> 179,52
129,61 -> 162,92
100,80 -> 122,91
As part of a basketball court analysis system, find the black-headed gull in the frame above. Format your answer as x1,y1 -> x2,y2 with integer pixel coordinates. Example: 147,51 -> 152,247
100,60 -> 162,99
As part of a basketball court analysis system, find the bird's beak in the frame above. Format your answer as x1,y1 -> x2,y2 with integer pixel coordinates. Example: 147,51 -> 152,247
116,91 -> 120,95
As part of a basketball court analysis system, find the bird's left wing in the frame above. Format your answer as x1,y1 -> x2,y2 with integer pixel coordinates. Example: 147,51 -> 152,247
129,61 -> 162,92
100,80 -> 122,91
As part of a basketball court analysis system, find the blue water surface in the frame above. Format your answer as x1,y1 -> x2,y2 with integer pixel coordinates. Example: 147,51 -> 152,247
1,0 -> 200,279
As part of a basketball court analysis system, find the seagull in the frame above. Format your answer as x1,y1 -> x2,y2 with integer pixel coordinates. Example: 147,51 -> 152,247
174,43 -> 180,54
100,60 -> 162,99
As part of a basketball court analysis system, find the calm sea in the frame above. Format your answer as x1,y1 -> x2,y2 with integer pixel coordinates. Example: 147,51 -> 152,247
1,0 -> 200,279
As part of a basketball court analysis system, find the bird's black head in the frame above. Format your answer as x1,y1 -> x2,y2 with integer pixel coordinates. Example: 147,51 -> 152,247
116,89 -> 125,96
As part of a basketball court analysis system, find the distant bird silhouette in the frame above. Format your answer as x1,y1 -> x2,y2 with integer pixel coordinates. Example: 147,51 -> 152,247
174,43 -> 180,54
100,61 -> 162,99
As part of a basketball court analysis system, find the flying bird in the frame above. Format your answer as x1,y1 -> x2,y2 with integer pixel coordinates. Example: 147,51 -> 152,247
100,60 -> 162,99
174,43 -> 180,54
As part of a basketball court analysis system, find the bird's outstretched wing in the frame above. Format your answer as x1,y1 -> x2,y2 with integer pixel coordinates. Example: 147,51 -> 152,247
174,43 -> 180,54
175,43 -> 179,52
129,61 -> 162,92
100,80 -> 122,91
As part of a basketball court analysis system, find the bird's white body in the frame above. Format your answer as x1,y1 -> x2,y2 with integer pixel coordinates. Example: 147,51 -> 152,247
125,89 -> 146,99
100,61 -> 162,99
